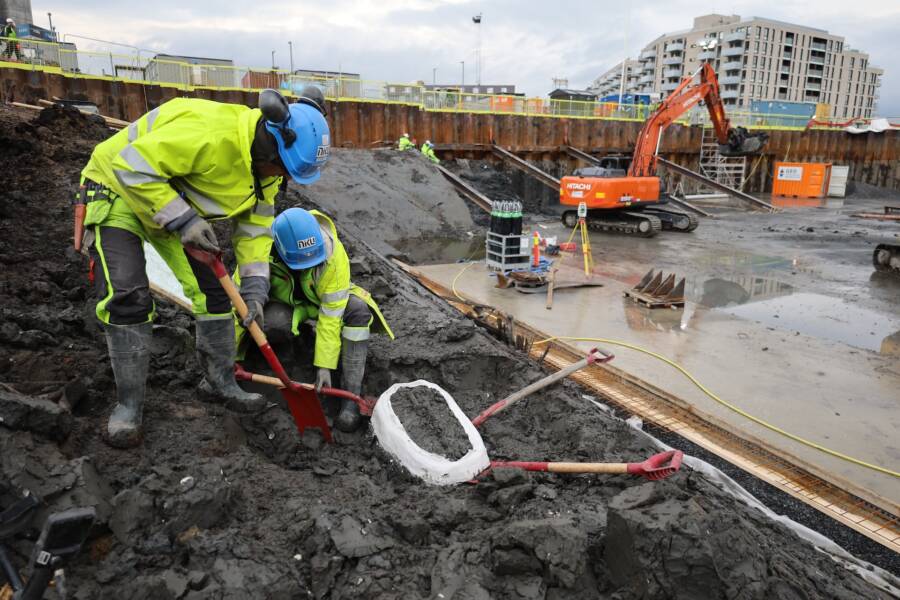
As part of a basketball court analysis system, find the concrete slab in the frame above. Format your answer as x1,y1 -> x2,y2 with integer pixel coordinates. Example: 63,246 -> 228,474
416,257 -> 900,508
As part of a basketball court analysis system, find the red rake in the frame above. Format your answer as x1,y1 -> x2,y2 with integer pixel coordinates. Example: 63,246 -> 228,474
185,247 -> 333,442
490,450 -> 684,481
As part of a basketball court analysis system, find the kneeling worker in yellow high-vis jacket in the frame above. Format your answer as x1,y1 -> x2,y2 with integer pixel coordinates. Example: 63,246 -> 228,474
235,207 -> 393,432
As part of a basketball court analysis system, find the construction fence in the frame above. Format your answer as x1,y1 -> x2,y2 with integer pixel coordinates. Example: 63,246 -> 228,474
0,36 -> 888,131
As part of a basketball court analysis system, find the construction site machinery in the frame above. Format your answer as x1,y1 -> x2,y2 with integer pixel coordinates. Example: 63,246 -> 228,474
560,62 -> 768,237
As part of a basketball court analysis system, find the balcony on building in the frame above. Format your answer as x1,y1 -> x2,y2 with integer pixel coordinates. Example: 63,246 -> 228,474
811,40 -> 827,52
779,65 -> 791,74
661,81 -> 679,92
721,60 -> 743,71
719,75 -> 742,85
720,88 -> 740,99
640,49 -> 656,60
723,30 -> 746,43
663,68 -> 683,78
698,50 -> 716,61
663,56 -> 683,66
639,74 -> 653,84
809,55 -> 825,65
722,45 -> 744,57
805,81 -> 822,91
782,48 -> 793,59
665,41 -> 685,52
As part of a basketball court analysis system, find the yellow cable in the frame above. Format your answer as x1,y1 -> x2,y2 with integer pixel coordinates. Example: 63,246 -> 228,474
532,335 -> 899,479
451,261 -> 475,302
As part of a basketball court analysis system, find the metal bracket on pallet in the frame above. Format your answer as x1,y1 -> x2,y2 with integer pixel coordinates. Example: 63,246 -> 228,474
624,269 -> 686,308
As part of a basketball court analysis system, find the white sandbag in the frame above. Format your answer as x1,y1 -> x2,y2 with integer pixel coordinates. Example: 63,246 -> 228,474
371,380 -> 490,486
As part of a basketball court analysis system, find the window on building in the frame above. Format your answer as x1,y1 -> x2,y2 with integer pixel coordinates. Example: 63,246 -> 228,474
500,87 -> 508,93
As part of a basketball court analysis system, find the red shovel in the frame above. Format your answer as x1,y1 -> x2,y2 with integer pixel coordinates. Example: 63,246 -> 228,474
185,247 -> 333,442
233,363 -> 377,415
490,450 -> 684,481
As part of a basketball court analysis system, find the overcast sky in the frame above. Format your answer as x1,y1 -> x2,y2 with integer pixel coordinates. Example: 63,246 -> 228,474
33,0 -> 900,115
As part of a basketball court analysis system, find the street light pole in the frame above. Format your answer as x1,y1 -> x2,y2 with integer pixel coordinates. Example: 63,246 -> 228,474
460,61 -> 465,87
288,41 -> 294,74
432,67 -> 436,85
271,50 -> 276,70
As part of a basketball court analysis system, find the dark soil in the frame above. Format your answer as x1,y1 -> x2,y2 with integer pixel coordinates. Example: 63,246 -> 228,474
0,105 -> 897,599
389,386 -> 472,460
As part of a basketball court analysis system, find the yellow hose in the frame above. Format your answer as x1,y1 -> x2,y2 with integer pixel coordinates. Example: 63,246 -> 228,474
532,335 -> 899,479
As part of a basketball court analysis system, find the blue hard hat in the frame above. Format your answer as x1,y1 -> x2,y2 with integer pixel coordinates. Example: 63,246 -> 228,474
265,103 -> 330,185
272,207 -> 327,270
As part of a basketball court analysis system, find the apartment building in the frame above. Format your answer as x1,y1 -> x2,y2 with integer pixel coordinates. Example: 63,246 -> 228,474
603,14 -> 882,118
589,59 -> 641,98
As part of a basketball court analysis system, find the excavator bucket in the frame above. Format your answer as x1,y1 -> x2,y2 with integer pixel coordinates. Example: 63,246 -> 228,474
625,269 -> 686,308
719,127 -> 769,156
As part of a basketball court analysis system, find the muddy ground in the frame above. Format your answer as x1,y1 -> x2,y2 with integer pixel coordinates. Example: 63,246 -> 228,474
0,105 -> 897,599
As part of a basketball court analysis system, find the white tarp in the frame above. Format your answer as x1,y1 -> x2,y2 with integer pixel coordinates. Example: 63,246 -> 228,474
846,118 -> 897,134
144,242 -> 191,309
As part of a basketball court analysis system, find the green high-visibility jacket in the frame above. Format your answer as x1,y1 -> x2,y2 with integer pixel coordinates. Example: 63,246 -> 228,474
421,143 -> 440,164
398,136 -> 414,151
236,210 -> 393,369
81,97 -> 280,280
3,25 -> 17,39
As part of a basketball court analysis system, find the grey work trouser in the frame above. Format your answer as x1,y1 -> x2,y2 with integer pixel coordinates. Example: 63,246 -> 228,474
262,295 -> 372,344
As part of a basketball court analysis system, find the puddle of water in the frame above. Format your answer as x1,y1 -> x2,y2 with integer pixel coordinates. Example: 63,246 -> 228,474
718,292 -> 900,352
692,276 -> 795,308
387,235 -> 485,265
771,197 -> 845,209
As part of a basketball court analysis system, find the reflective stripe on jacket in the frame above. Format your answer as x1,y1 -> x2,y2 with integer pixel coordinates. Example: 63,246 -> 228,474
81,98 -> 280,279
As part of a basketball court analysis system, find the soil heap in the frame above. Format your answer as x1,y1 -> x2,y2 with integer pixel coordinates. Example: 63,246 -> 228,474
0,105 -> 896,599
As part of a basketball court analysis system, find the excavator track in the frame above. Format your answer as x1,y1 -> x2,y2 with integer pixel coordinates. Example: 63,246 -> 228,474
643,207 -> 700,232
873,244 -> 900,274
562,210 -> 663,238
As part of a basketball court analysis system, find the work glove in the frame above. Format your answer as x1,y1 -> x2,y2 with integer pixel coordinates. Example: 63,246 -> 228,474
238,276 -> 269,330
179,214 -> 220,253
316,367 -> 332,392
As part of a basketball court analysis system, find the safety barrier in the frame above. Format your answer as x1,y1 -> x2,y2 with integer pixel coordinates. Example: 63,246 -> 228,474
1,36 -> 891,131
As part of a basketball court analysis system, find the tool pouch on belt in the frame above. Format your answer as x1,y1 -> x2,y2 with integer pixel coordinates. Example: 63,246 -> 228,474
73,179 -> 116,253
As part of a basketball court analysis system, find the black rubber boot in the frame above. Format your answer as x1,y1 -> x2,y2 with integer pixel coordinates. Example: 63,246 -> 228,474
196,318 -> 266,413
105,322 -> 152,448
336,338 -> 367,432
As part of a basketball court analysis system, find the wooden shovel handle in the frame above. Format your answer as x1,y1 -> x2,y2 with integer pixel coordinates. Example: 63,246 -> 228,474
546,462 -> 628,474
212,268 -> 269,349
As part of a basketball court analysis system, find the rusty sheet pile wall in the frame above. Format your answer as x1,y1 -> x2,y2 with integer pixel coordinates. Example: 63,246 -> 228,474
3,68 -> 898,191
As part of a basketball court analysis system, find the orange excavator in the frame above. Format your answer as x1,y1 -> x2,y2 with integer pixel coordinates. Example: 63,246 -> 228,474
560,62 -> 768,237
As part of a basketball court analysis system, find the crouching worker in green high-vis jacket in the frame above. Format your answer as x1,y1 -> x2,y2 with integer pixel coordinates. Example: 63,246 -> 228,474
77,88 -> 331,449
235,208 -> 393,432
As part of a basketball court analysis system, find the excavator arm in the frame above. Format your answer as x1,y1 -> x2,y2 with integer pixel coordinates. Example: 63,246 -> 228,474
629,63 -> 767,177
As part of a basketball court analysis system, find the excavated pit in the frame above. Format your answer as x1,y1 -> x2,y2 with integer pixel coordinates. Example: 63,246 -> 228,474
0,106 -> 897,599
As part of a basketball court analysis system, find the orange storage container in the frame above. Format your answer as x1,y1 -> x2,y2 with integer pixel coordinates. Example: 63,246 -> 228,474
772,162 -> 832,199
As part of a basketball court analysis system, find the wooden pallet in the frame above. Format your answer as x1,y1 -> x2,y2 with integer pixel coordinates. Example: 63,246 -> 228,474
624,269 -> 685,308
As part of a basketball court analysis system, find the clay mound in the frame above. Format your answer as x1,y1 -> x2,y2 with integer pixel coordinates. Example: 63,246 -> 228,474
390,385 -> 472,460
297,147 -> 476,243
0,105 -> 896,599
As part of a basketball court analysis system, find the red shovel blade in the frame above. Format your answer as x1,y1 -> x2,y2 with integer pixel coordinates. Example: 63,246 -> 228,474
626,450 -> 684,480
281,383 -> 333,443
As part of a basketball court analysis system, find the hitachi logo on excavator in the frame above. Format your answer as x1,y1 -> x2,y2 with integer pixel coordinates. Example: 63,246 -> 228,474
566,182 -> 593,191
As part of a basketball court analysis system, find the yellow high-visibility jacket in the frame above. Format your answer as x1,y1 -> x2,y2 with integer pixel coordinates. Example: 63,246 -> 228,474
235,211 -> 393,369
81,98 -> 280,279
